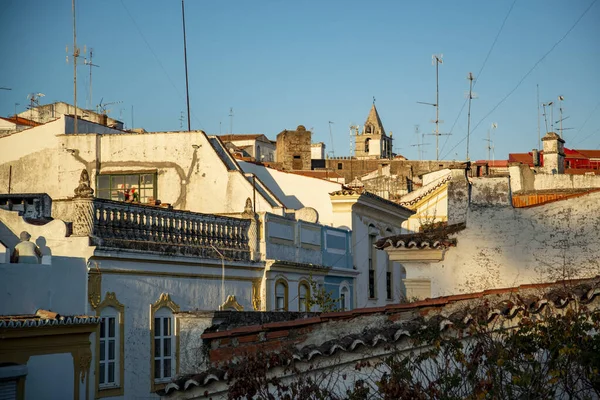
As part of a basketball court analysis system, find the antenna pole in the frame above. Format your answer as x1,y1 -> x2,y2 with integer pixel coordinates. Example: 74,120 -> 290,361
72,0 -> 78,134
181,0 -> 191,131
229,107 -> 234,134
328,121 -> 335,157
536,84 -> 542,149
466,72 -> 475,161
435,57 -> 440,160
86,49 -> 100,110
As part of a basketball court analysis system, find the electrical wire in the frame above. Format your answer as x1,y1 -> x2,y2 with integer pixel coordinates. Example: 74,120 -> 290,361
571,100 -> 600,144
439,0 -> 517,157
119,0 -> 204,130
441,0 -> 598,160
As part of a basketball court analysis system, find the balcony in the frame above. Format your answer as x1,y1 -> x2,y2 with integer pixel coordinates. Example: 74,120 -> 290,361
73,198 -> 252,261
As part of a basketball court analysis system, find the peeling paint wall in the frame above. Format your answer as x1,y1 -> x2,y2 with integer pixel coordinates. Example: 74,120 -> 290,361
427,190 -> 600,296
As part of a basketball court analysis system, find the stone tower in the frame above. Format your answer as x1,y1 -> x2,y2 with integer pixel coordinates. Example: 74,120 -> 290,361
276,125 -> 312,170
542,132 -> 565,174
354,104 -> 393,159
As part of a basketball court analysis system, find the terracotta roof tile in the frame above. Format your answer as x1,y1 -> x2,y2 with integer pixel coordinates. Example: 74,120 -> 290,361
163,276 -> 600,395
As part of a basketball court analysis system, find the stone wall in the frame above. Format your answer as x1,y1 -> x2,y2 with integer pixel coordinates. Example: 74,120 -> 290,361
276,126 -> 312,170
324,158 -> 461,186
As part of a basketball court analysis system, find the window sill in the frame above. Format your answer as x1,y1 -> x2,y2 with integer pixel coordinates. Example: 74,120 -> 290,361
97,386 -> 123,398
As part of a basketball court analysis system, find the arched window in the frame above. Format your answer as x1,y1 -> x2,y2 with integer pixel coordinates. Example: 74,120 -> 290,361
298,282 -> 310,312
150,293 -> 180,391
95,292 -> 125,397
365,138 -> 371,153
275,280 -> 288,311
339,284 -> 350,311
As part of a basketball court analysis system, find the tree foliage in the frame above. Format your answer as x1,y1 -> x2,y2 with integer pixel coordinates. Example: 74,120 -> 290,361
226,303 -> 600,400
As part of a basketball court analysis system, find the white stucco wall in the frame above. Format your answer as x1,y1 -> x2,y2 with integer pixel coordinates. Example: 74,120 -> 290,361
239,161 -> 343,225
422,190 -> 600,296
351,213 -> 404,308
94,255 -> 262,398
0,121 -> 275,215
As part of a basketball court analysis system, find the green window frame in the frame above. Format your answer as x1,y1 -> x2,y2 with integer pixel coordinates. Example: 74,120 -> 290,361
96,173 -> 156,203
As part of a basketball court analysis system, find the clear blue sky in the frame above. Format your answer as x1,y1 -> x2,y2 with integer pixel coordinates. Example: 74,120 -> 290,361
1,0 -> 599,161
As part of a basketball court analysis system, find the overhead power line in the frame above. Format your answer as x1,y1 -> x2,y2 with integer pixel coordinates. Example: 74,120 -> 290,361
439,0 -> 517,157
441,0 -> 598,160
119,0 -> 204,130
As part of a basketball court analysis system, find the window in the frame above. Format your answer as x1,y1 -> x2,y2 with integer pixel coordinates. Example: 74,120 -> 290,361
96,173 -> 156,203
154,308 -> 174,382
337,163 -> 343,170
99,312 -> 119,388
275,280 -> 288,311
292,155 -> 302,170
386,262 -> 393,300
365,138 -> 371,153
368,234 -> 376,299
150,293 -> 180,391
95,292 -> 124,398
298,282 -> 310,312
340,285 -> 350,311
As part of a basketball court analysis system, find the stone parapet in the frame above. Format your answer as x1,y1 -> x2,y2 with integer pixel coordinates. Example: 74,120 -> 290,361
73,198 -> 252,261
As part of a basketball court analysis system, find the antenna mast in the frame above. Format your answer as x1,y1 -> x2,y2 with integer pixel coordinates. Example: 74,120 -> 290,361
84,48 -> 100,110
535,84 -> 542,149
466,72 -> 476,161
328,121 -> 335,157
411,125 -> 431,160
181,0 -> 191,131
72,0 -> 78,134
229,107 -> 234,134
433,54 -> 443,160
419,54 -> 449,160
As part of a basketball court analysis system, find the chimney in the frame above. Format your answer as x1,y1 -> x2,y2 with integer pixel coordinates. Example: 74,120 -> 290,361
541,132 -> 565,174
532,149 -> 540,167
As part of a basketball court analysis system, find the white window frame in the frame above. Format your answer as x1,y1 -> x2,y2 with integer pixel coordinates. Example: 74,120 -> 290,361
99,308 -> 120,389
153,308 -> 174,383
275,279 -> 288,311
298,282 -> 310,312
339,282 -> 351,311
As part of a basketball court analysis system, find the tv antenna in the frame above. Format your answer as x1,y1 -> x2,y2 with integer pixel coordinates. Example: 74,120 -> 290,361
349,124 -> 359,156
65,0 -> 82,134
484,123 -> 498,163
96,98 -> 123,115
418,54 -> 449,160
229,107 -> 234,134
328,121 -> 335,157
465,72 -> 477,161
179,111 -> 185,130
542,101 -> 554,133
555,95 -> 573,138
83,48 -> 100,110
27,93 -> 45,120
410,124 -> 431,160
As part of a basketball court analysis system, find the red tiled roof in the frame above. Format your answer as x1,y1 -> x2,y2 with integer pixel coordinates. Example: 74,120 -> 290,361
0,116 -> 41,127
163,276 -> 600,395
473,160 -> 509,168
508,152 -> 535,166
575,149 -> 600,159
